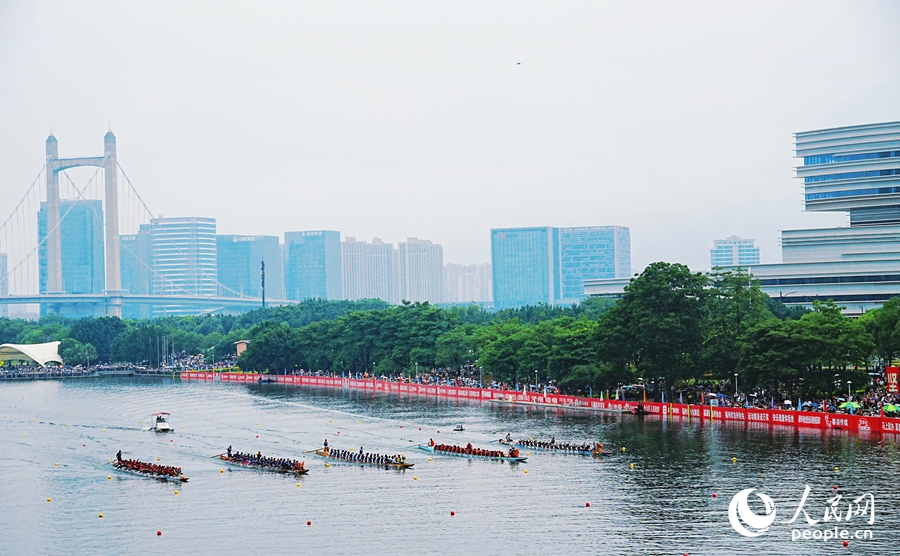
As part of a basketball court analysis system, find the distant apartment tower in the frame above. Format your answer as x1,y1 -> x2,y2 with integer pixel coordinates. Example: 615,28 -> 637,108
150,217 -> 217,315
38,199 -> 105,296
341,237 -> 397,303
491,225 -> 630,309
443,263 -> 492,303
398,237 -> 443,303
284,230 -> 342,300
217,235 -> 283,300
120,224 -> 152,319
710,235 -> 760,268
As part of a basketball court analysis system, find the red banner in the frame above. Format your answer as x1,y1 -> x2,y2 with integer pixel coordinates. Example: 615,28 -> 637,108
887,366 -> 899,394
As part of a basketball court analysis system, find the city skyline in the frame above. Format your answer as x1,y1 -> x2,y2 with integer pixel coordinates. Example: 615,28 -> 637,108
2,3 -> 899,275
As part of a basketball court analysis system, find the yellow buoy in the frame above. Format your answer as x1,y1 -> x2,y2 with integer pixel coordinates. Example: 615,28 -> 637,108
157,458 -> 161,461
174,490 -> 179,495
524,470 -> 528,474
181,426 -> 184,429
732,457 -> 737,463
325,463 -> 330,468
357,421 -> 360,424
98,513 -> 103,518
54,463 -> 59,467
622,447 -> 626,452
630,463 -> 635,469
328,419 -> 332,422
413,476 -> 418,481
296,483 -> 301,487
835,467 -> 840,471
47,498 -> 51,502
220,469 -> 224,473
428,457 -> 432,462
526,452 -> 530,456
108,476 -> 111,480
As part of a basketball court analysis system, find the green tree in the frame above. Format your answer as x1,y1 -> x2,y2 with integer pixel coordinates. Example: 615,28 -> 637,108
702,268 -> 772,379
69,317 -> 127,362
594,262 -> 709,385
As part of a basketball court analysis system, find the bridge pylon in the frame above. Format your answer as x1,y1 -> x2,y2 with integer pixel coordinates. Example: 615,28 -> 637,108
44,132 -> 122,317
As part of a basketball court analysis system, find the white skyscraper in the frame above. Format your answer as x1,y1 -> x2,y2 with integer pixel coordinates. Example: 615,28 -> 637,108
443,263 -> 492,303
341,237 -> 398,303
342,237 -> 369,301
398,237 -> 443,303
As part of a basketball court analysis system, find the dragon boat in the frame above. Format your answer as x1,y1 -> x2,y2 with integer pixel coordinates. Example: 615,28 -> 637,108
498,439 -> 608,457
217,454 -> 309,475
313,448 -> 414,469
110,460 -> 188,482
419,443 -> 527,463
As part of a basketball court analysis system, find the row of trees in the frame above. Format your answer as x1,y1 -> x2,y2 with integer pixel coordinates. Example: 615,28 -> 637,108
5,262 -> 900,398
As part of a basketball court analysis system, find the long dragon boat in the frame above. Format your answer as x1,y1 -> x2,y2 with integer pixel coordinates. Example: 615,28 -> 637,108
312,448 -> 414,469
218,454 -> 309,475
110,460 -> 189,482
498,439 -> 608,457
419,443 -> 527,463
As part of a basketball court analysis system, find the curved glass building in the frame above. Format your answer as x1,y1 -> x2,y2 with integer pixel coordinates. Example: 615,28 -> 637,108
797,121 -> 900,225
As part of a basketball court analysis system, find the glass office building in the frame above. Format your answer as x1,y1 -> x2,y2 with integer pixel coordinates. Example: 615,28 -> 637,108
150,217 -> 218,315
284,230 -> 342,301
120,224 -> 152,319
492,226 -> 630,309
217,235 -> 283,300
710,236 -> 760,268
38,199 -> 105,295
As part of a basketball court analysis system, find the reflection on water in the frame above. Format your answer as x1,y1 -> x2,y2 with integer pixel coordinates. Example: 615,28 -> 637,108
1,377 -> 898,555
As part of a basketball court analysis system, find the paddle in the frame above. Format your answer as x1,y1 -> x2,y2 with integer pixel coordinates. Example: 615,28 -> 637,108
210,453 -> 226,458
302,449 -> 321,454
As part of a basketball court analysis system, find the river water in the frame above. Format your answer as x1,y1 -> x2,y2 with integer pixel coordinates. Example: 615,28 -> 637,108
1,377 -> 898,555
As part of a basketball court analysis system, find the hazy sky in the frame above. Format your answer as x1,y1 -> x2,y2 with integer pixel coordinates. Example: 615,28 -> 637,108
1,1 -> 899,272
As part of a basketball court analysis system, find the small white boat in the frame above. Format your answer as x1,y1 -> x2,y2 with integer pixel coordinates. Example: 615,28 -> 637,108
149,412 -> 172,432
453,424 -> 465,432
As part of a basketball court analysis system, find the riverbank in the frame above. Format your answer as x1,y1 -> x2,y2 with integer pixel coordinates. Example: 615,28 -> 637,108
181,371 -> 900,435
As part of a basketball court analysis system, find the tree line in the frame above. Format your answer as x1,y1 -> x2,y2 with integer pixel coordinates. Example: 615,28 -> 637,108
4,262 -> 900,398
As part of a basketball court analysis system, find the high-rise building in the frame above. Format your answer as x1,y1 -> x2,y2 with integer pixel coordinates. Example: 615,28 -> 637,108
491,225 -> 630,309
398,237 -> 443,303
120,224 -> 152,319
368,238 -> 397,303
341,237 -> 398,303
38,199 -> 105,295
150,217 -> 217,315
710,235 -> 760,268
491,227 -> 557,308
341,237 -> 369,301
443,263 -> 492,303
284,230 -> 342,301
217,235 -> 282,300
558,226 -> 630,304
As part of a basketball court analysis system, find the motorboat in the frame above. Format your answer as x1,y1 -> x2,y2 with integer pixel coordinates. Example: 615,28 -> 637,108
149,412 -> 173,432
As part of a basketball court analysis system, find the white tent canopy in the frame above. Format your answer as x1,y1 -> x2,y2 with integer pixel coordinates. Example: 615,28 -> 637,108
0,341 -> 63,367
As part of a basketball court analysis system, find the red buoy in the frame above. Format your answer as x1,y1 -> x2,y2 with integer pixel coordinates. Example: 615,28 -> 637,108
843,541 -> 848,547
82,444 -> 86,447
585,502 -> 590,507
450,511 -> 455,516
418,427 -> 422,430
157,531 -> 162,536
712,493 -> 717,498
256,435 -> 259,438
400,426 -> 403,428
834,485 -> 839,490
307,521 -> 311,526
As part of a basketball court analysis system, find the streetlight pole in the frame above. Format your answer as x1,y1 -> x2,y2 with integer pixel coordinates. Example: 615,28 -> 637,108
847,381 -> 852,401
734,373 -> 738,397
534,370 -> 538,393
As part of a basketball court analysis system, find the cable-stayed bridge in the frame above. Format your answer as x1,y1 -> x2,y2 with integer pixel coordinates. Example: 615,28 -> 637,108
0,131 -> 292,317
